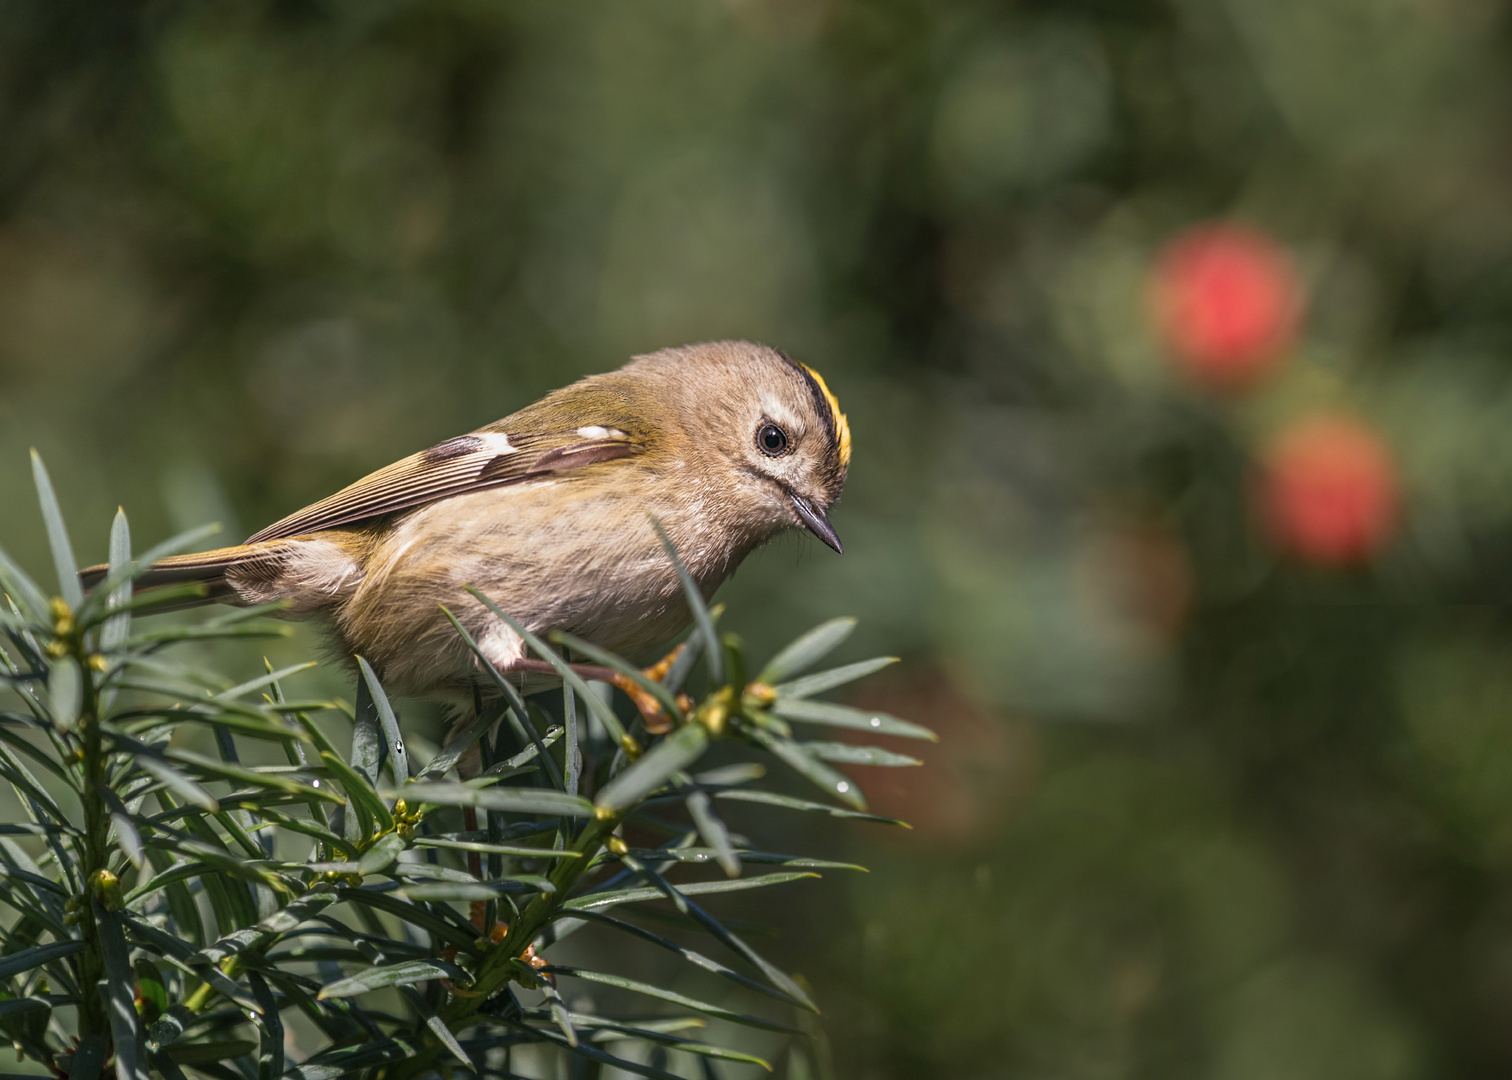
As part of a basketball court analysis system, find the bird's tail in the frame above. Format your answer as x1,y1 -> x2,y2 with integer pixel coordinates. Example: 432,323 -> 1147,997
79,542 -> 292,612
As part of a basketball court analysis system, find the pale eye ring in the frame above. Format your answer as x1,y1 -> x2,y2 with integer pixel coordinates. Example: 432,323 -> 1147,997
757,422 -> 789,456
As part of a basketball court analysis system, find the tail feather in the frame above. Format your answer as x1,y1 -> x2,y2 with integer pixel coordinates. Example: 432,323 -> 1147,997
79,542 -> 294,610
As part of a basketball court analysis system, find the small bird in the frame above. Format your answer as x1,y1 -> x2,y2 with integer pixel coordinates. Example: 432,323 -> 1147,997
82,341 -> 850,702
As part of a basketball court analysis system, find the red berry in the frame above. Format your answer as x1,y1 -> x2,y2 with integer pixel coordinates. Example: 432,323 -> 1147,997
1150,223 -> 1303,390
1257,415 -> 1399,565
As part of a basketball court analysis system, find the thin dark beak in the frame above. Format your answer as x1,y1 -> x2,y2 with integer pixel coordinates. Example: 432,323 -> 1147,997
788,492 -> 843,554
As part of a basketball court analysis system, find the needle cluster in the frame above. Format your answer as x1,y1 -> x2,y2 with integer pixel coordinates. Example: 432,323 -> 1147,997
0,452 -> 930,1080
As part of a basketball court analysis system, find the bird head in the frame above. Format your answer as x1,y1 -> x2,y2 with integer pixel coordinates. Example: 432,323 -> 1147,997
627,341 -> 851,553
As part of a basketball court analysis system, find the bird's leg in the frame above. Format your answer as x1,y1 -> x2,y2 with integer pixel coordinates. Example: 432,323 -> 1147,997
501,650 -> 693,735
485,626 -> 664,725
501,658 -> 618,683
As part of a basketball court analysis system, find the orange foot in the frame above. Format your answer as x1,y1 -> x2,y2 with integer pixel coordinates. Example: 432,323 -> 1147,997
610,643 -> 695,735
505,648 -> 695,734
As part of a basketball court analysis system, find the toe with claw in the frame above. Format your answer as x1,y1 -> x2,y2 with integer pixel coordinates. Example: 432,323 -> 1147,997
609,643 -> 694,734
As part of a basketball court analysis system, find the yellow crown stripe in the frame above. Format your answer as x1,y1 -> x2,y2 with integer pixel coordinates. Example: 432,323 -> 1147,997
801,363 -> 851,469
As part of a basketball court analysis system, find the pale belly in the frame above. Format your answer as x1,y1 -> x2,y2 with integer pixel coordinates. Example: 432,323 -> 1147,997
329,481 -> 740,700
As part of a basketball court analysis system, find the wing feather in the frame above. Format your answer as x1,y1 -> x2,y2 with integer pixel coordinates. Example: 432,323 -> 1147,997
246,430 -> 638,544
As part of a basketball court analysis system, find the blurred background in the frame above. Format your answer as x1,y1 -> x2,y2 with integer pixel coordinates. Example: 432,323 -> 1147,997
2,0 -> 1511,1075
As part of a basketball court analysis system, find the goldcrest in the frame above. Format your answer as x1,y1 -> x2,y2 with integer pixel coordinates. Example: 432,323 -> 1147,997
82,341 -> 850,700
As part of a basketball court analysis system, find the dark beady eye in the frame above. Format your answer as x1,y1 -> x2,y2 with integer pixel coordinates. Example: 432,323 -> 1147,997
757,422 -> 789,456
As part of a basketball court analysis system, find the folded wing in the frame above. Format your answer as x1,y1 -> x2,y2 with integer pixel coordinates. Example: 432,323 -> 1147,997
247,428 -> 639,543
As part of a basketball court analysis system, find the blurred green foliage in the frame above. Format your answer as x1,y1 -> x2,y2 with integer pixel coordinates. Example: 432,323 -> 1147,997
3,0 -> 1512,1076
